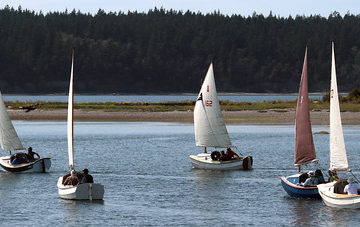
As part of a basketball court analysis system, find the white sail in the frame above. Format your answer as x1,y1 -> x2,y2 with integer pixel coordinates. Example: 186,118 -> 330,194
0,92 -> 24,152
194,63 -> 231,148
67,50 -> 74,170
330,43 -> 348,170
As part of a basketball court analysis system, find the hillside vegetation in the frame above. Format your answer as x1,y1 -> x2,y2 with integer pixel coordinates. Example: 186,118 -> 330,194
1,6 -> 360,94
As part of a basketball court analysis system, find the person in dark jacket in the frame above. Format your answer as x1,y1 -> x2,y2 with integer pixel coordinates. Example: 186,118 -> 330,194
226,147 -> 240,160
81,169 -> 94,183
314,169 -> 326,184
333,179 -> 349,194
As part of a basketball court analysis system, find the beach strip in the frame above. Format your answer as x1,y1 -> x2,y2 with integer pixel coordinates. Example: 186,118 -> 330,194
7,109 -> 360,125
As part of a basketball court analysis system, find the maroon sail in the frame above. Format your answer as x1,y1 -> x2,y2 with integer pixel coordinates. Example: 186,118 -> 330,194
294,48 -> 316,166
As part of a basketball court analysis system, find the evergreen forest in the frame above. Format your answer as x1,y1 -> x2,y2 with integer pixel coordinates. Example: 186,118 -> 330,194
1,6 -> 360,94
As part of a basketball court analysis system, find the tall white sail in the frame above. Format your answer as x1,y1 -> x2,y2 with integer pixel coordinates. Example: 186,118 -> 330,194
67,50 -> 74,170
0,92 -> 24,152
330,43 -> 348,170
194,63 -> 231,148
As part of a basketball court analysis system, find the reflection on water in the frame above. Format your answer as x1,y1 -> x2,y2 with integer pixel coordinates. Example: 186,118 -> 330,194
193,169 -> 233,182
60,199 -> 105,226
1,122 -> 360,225
289,198 -> 320,226
323,206 -> 360,226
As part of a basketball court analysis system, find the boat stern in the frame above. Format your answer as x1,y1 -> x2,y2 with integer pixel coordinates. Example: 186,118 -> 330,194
58,176 -> 104,200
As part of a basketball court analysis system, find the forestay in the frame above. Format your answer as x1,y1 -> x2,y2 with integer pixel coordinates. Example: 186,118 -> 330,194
67,51 -> 75,169
330,43 -> 348,170
0,92 -> 24,152
294,48 -> 316,166
194,63 -> 231,148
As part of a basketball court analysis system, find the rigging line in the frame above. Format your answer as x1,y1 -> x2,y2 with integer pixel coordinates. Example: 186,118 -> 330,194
233,146 -> 244,156
349,171 -> 360,183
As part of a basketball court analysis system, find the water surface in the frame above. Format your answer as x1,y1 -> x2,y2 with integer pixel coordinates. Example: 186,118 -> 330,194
1,122 -> 360,226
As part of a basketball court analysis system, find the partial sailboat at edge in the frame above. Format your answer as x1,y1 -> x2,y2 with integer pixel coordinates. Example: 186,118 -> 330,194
189,63 -> 253,170
0,92 -> 51,173
317,42 -> 360,208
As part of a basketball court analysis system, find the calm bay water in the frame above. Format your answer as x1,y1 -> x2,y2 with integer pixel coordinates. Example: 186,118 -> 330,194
2,94 -> 324,103
1,122 -> 360,226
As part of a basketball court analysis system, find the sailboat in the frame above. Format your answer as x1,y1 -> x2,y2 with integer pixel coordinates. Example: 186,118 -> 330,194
0,93 -> 51,172
317,43 -> 360,208
57,50 -> 104,200
280,48 -> 320,198
189,63 -> 253,170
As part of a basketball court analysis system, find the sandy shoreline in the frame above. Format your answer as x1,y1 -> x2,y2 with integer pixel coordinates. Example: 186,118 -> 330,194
7,109 -> 360,125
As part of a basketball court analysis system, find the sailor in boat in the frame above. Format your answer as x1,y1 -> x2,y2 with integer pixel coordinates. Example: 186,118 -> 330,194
314,169 -> 325,183
81,169 -> 94,184
301,169 -> 325,187
9,147 -> 43,166
333,178 -> 350,194
225,147 -> 240,160
26,147 -> 40,162
302,171 -> 315,186
344,178 -> 360,195
10,153 -> 27,164
63,170 -> 79,186
328,170 -> 339,182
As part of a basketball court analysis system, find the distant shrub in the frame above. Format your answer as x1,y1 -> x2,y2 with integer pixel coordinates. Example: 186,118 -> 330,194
322,93 -> 330,102
346,88 -> 360,103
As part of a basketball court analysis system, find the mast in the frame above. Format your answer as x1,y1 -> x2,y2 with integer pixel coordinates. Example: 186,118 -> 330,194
329,42 -> 348,171
294,47 -> 316,168
67,49 -> 75,171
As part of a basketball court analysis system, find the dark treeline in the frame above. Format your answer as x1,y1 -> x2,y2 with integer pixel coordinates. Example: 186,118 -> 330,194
1,6 -> 360,94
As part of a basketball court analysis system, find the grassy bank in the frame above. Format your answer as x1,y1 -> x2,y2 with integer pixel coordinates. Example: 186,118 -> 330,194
6,99 -> 359,112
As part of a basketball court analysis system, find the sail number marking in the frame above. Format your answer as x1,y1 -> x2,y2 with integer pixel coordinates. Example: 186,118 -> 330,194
331,89 -> 334,98
205,100 -> 212,107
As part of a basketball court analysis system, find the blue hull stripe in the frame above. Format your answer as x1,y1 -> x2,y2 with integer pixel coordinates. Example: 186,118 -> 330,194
280,176 -> 320,199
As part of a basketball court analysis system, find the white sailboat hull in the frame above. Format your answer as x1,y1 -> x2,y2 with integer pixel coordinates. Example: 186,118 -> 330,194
0,156 -> 51,173
317,182 -> 360,209
57,177 -> 104,200
189,153 -> 252,170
